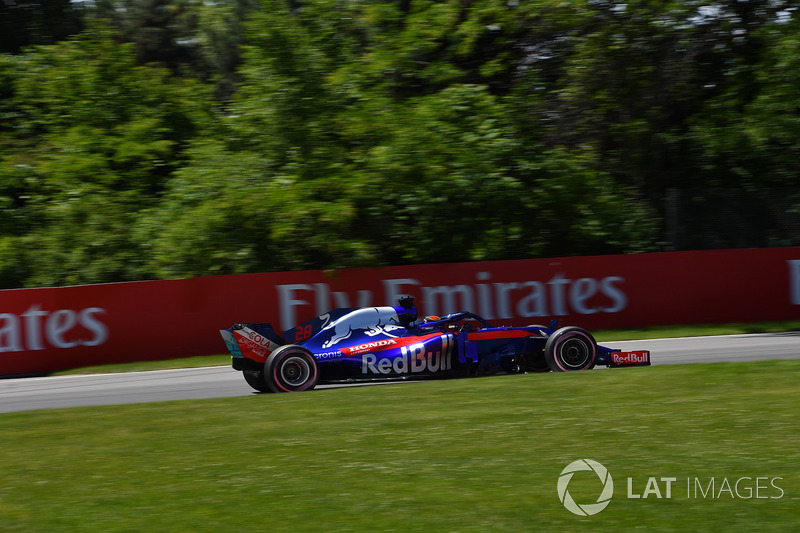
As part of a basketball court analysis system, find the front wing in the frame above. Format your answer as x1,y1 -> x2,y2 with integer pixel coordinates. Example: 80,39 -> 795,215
598,349 -> 651,367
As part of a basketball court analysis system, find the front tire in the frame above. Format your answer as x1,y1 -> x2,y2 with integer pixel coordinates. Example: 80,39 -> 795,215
265,345 -> 320,393
544,327 -> 597,372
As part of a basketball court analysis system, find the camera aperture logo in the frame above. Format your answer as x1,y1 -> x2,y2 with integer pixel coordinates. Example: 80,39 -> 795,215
557,459 -> 614,516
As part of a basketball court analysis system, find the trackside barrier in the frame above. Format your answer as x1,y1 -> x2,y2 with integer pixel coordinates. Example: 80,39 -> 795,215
1,248 -> 799,376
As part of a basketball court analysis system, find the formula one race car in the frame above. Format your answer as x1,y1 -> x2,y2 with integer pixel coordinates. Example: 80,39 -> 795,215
220,297 -> 650,393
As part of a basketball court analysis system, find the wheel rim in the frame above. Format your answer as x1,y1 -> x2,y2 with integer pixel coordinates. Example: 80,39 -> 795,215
558,338 -> 591,369
280,356 -> 312,387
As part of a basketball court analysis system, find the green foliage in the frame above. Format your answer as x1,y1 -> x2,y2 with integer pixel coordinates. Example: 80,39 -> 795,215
0,25 -> 211,287
687,11 -> 800,188
0,0 -> 85,54
91,0 -> 202,72
0,0 -> 798,287
346,84 -> 526,264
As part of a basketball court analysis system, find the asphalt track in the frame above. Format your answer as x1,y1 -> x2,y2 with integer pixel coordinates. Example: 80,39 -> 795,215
2,332 -> 799,414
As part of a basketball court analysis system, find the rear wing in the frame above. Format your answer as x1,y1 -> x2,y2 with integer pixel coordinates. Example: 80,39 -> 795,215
219,323 -> 285,363
219,308 -> 358,362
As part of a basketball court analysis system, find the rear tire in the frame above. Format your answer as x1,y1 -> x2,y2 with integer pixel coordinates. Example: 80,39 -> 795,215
265,345 -> 320,393
544,327 -> 597,372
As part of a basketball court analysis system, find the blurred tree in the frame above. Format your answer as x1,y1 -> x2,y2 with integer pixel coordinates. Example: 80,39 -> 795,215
338,84 -> 526,265
0,0 -> 85,54
91,0 -> 259,99
141,0 -> 370,275
192,0 -> 259,100
141,0 -> 659,279
518,1 -> 797,199
687,5 -> 800,188
3,0 -> 797,288
91,0 -> 200,72
745,13 -> 800,184
0,25 -> 212,287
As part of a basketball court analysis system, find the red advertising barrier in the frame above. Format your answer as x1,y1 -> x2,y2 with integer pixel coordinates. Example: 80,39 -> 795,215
1,248 -> 799,375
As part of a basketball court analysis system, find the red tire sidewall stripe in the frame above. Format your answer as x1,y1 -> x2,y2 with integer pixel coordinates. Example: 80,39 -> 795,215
272,350 -> 318,392
553,331 -> 596,372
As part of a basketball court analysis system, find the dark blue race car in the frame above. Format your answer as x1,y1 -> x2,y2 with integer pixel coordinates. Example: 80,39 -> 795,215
220,297 -> 650,393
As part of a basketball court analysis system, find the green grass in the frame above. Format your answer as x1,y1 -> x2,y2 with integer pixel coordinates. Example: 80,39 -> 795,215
53,320 -> 800,376
592,321 -> 800,342
3,360 -> 799,532
54,354 -> 233,375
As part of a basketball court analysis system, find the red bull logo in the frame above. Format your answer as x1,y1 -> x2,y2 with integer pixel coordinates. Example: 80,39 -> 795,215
611,351 -> 650,365
361,334 -> 454,374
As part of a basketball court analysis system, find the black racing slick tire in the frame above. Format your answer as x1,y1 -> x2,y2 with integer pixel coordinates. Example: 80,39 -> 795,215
243,370 -> 271,393
264,345 -> 320,393
544,326 -> 597,372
